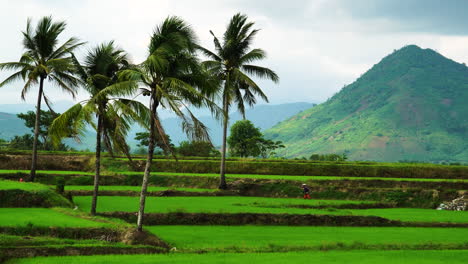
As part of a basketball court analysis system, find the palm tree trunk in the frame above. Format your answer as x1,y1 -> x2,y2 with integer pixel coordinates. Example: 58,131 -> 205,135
29,77 -> 45,182
90,114 -> 103,215
218,92 -> 229,190
137,94 -> 158,231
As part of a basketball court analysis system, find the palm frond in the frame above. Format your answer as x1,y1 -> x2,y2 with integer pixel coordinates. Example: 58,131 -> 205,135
196,45 -> 222,62
0,71 -> 25,88
241,64 -> 279,83
231,68 -> 269,102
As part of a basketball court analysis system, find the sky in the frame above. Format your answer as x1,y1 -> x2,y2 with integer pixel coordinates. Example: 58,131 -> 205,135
1,0 -> 468,107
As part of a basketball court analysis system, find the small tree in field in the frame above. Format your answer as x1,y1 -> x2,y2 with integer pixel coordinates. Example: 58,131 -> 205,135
177,141 -> 220,157
228,120 -> 262,157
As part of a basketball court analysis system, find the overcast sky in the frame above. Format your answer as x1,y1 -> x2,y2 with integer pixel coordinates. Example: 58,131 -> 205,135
1,0 -> 468,107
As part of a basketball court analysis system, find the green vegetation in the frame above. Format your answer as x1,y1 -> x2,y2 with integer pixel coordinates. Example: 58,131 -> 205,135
177,141 -> 220,157
228,120 -> 284,158
266,45 -> 468,163
0,208 -> 112,227
0,16 -> 84,182
347,208 -> 468,223
3,169 -> 466,183
0,179 -> 52,191
134,132 -> 174,156
105,158 -> 468,178
0,16 -> 466,263
65,185 -> 215,192
73,196 -> 468,223
73,196 -> 374,214
199,13 -> 279,189
0,234 -> 125,248
0,180 -> 72,208
15,110 -> 70,151
148,226 -> 468,251
6,251 -> 468,264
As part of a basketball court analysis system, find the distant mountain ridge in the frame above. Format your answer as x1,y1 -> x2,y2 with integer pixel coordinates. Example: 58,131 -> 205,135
0,102 -> 315,149
265,45 -> 468,162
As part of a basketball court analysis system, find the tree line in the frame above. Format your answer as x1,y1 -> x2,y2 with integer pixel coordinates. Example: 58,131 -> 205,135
0,14 -> 278,231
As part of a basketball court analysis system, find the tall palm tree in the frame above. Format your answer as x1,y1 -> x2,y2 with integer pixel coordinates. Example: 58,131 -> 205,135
118,16 -> 221,231
198,13 -> 279,189
50,41 -> 148,215
0,16 -> 83,182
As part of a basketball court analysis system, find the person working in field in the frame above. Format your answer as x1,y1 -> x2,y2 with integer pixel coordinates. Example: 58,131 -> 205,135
301,184 -> 311,199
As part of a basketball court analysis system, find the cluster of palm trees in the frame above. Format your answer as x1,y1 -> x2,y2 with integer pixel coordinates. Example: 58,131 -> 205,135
0,14 -> 278,231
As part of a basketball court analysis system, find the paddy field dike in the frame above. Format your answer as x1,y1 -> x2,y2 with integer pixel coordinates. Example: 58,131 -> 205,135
0,151 -> 467,263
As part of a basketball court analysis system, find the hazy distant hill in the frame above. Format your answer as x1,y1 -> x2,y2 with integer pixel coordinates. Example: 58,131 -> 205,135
161,102 -> 315,145
0,102 -> 315,150
0,112 -> 30,140
265,45 -> 468,163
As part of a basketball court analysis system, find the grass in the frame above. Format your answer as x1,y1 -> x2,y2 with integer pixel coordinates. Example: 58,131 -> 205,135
0,208 -> 112,228
0,179 -> 52,191
73,196 -> 468,223
0,234 -> 125,248
146,225 -> 468,251
346,208 -> 468,223
6,251 -> 468,264
0,170 -> 93,175
64,185 -> 216,192
1,169 -> 466,183
73,196 -> 375,214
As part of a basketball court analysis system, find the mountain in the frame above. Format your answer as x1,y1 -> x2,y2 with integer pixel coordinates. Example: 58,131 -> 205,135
265,45 -> 468,163
0,102 -> 315,150
0,100 -> 75,114
160,102 -> 315,145
0,112 -> 30,140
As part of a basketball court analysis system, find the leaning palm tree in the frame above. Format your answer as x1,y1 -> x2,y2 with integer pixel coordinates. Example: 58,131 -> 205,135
0,16 -> 83,181
118,16 -> 221,231
198,13 -> 279,189
50,41 -> 148,215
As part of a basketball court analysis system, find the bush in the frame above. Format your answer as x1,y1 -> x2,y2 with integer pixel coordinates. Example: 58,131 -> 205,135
177,141 -> 220,157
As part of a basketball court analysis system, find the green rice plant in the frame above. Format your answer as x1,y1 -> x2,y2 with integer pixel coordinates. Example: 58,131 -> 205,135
5,250 -> 468,264
0,180 -> 72,208
0,208 -> 113,228
64,185 -> 216,192
146,225 -> 468,251
73,196 -> 468,223
73,196 -> 376,215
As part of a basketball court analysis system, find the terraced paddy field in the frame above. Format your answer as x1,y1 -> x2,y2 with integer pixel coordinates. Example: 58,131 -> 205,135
147,226 -> 468,251
0,208 -> 114,227
6,250 -> 468,264
72,196 -> 468,223
1,153 -> 467,262
65,185 -> 216,193
73,196 -> 378,213
3,169 -> 468,182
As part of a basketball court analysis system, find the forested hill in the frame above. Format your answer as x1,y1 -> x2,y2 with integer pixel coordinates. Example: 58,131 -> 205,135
265,45 -> 468,163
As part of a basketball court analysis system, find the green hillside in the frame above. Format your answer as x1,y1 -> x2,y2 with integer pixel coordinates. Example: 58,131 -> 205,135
265,45 -> 468,162
0,113 -> 29,140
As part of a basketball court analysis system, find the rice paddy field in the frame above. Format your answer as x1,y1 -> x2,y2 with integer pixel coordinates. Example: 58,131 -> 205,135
5,251 -> 468,264
1,154 -> 467,263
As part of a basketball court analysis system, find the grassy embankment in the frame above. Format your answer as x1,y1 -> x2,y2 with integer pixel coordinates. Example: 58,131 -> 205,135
147,225 -> 468,251
1,169 -> 466,183
73,196 -> 468,223
6,250 -> 468,264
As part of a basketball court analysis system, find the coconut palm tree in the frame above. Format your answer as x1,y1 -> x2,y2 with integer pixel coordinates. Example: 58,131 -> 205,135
117,16 -> 221,231
198,13 -> 279,189
50,41 -> 148,215
0,16 -> 84,181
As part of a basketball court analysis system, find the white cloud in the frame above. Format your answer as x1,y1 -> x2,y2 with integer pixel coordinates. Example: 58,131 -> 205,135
1,0 -> 468,106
